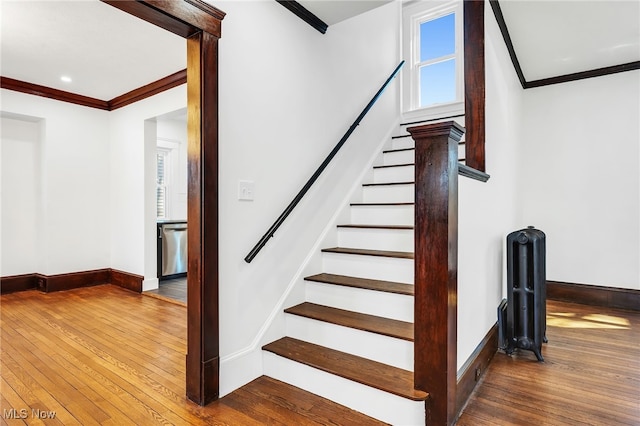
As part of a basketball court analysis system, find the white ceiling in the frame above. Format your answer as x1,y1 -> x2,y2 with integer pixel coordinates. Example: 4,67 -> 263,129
0,0 -> 638,101
0,0 -> 186,100
500,1 -> 640,81
298,0 -> 392,26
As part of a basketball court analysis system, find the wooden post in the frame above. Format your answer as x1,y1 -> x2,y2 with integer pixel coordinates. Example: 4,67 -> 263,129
409,121 -> 463,425
464,0 -> 486,172
186,30 -> 220,405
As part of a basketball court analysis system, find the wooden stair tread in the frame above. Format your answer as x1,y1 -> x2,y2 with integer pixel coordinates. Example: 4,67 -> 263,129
337,224 -> 413,230
262,337 -> 428,401
350,202 -> 414,206
285,302 -> 413,341
321,247 -> 414,259
383,147 -> 415,154
305,273 -> 414,296
362,181 -> 414,187
373,163 -> 414,169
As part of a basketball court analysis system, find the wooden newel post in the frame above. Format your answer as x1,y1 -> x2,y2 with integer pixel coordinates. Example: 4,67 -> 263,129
408,121 -> 464,425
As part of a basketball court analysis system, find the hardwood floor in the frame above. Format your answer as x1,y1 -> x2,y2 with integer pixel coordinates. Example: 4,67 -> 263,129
457,300 -> 640,425
0,285 -> 383,425
2,286 -> 638,425
143,278 -> 187,306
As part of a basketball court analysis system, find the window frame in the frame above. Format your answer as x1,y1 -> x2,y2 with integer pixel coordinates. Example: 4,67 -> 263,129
156,147 -> 172,220
402,0 -> 464,121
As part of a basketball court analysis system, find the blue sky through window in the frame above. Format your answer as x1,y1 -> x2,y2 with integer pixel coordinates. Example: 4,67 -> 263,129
420,13 -> 455,61
420,59 -> 456,106
418,13 -> 456,107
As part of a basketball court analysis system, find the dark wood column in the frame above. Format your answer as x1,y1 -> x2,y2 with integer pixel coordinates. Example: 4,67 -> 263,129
408,121 -> 463,425
464,0 -> 486,172
186,30 -> 220,406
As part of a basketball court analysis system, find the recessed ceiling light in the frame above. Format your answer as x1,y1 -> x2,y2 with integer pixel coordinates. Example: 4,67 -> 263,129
60,76 -> 72,83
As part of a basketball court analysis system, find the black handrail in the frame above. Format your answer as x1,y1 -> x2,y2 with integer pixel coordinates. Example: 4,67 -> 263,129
245,60 -> 405,263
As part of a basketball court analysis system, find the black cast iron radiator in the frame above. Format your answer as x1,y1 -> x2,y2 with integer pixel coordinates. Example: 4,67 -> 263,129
502,226 -> 547,361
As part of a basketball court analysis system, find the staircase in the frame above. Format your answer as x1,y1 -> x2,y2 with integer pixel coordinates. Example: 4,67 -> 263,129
261,126 -> 465,425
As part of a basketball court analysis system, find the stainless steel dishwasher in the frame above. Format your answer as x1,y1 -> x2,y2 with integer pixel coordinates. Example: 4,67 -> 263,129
158,222 -> 187,279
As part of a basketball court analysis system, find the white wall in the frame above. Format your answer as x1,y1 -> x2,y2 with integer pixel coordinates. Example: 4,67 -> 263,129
0,85 -> 186,287
1,115 -> 42,276
0,90 -> 110,276
456,7 -> 524,368
108,86 -> 186,288
519,71 -> 640,290
214,0 -> 402,394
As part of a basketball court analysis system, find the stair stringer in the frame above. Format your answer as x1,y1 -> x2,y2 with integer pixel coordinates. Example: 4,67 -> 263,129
218,119 -> 400,397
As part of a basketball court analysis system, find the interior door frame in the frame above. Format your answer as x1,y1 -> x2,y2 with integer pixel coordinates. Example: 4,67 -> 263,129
102,0 -> 225,405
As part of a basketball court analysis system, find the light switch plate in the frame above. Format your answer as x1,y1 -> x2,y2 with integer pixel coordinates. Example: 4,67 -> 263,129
238,180 -> 255,201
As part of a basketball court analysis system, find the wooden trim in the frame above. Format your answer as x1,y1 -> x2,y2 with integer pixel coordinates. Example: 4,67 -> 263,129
44,269 -> 111,292
2,70 -> 187,111
409,121 -> 463,425
2,268 -> 144,294
464,0 -> 486,172
275,0 -> 328,34
108,69 -> 187,110
458,163 -> 490,182
490,0 -> 640,89
0,76 -> 110,110
101,0 -> 224,38
488,0 -> 527,89
526,61 -> 640,88
548,281 -> 640,312
0,273 -> 38,294
110,269 -> 144,293
185,30 -> 221,405
455,324 -> 498,418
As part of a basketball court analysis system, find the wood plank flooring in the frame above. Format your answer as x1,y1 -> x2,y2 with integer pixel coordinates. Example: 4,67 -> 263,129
2,286 -> 638,425
0,285 -> 384,425
143,278 -> 187,306
457,300 -> 640,425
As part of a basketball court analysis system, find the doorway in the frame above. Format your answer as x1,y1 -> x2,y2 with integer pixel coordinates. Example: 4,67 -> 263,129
103,0 -> 225,405
145,108 -> 188,305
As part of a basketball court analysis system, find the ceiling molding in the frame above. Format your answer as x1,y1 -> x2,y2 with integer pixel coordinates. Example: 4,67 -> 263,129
1,70 -> 187,111
490,0 -> 640,89
276,0 -> 328,34
109,69 -> 187,110
488,0 -> 527,89
0,76 -> 110,110
526,62 -> 640,89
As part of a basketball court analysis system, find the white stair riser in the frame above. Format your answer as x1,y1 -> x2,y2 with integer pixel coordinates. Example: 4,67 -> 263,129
391,137 -> 414,150
383,149 -> 414,165
263,352 -> 425,426
350,205 -> 414,226
322,252 -> 414,284
362,184 -> 414,203
384,142 -> 465,160
337,227 -> 414,252
373,165 -> 414,183
285,314 -> 413,370
305,281 -> 414,322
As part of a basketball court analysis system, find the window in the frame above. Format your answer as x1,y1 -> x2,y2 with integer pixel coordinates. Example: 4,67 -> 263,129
157,148 -> 170,219
403,1 -> 463,117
